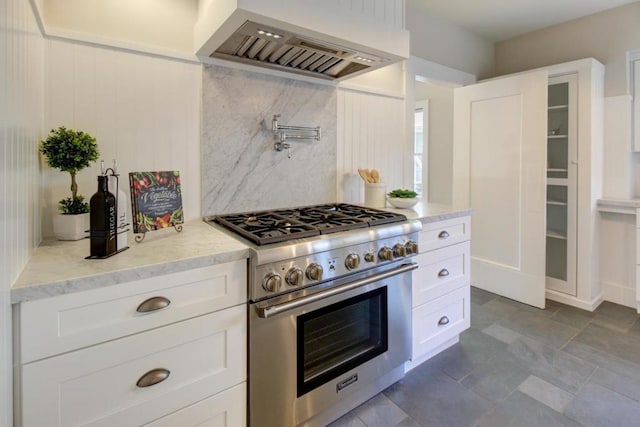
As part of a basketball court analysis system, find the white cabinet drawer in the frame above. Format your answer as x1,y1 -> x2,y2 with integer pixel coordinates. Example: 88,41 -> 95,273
419,216 -> 471,252
412,241 -> 470,307
19,305 -> 246,427
411,286 -> 470,361
19,260 -> 247,363
145,383 -> 245,427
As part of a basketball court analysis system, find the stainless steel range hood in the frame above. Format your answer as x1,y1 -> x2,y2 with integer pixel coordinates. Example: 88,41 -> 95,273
194,0 -> 409,80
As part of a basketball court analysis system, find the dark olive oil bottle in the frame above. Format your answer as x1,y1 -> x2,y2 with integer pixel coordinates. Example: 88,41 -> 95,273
89,175 -> 117,257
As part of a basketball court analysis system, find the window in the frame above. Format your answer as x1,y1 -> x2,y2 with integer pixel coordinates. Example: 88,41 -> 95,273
414,100 -> 429,194
632,52 -> 640,151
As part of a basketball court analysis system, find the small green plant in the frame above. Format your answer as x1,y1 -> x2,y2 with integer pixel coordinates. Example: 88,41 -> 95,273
58,196 -> 90,214
388,188 -> 418,198
40,126 -> 99,214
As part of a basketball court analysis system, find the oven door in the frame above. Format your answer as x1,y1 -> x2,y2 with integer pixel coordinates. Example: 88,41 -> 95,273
249,263 -> 415,427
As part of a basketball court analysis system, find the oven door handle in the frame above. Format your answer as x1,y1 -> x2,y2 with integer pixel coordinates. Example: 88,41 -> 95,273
256,262 -> 418,319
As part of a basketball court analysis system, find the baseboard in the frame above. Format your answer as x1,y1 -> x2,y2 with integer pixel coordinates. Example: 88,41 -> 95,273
600,280 -> 637,309
545,289 -> 604,312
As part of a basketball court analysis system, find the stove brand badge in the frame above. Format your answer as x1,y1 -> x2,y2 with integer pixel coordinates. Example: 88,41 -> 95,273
336,373 -> 358,393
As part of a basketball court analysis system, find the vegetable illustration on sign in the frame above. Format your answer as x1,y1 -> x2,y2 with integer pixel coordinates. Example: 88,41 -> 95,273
129,171 -> 183,234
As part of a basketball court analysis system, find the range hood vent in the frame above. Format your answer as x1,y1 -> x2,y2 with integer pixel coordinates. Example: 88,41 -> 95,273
210,21 -> 389,80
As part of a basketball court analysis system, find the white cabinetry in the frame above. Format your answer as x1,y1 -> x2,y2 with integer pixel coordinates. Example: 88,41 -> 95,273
545,74 -> 578,296
544,59 -> 604,310
406,216 -> 471,370
14,260 -> 247,427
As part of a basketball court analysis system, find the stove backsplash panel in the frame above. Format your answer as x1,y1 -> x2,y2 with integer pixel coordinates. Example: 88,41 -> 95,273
202,65 -> 337,216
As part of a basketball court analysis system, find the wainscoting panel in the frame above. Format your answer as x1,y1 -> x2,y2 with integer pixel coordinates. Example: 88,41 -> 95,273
0,0 -> 45,425
43,39 -> 202,237
337,88 -> 406,204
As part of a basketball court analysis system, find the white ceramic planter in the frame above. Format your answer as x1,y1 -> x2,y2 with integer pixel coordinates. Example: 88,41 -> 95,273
364,183 -> 386,208
52,213 -> 89,241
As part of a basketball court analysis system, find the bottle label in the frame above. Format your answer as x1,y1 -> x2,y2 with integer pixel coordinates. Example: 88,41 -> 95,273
108,205 -> 116,240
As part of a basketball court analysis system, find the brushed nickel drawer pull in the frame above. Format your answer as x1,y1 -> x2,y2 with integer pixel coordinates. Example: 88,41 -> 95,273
136,296 -> 171,313
438,230 -> 450,239
438,316 -> 450,326
438,268 -> 450,278
136,368 -> 170,388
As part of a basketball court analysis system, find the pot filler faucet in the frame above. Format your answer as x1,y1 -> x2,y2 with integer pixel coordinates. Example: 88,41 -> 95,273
272,114 -> 321,158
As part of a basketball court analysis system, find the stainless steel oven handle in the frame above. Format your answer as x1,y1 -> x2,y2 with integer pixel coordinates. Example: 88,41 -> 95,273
256,262 -> 418,319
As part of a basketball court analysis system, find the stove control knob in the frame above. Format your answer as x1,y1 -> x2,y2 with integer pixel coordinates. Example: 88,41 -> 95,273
262,273 -> 282,293
378,247 -> 393,262
405,240 -> 419,255
393,243 -> 407,258
306,263 -> 323,281
364,252 -> 375,263
285,267 -> 304,287
345,253 -> 361,270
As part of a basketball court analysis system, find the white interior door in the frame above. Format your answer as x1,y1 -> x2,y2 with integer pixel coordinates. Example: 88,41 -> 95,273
453,70 -> 548,308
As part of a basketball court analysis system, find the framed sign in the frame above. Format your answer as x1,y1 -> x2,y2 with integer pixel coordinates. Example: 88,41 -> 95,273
129,171 -> 184,238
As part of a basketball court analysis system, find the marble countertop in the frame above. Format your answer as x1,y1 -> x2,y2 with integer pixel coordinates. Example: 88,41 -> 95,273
11,203 -> 471,304
384,200 -> 472,223
11,220 -> 250,304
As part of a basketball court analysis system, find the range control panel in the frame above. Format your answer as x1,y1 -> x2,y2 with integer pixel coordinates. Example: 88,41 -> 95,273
252,233 -> 419,301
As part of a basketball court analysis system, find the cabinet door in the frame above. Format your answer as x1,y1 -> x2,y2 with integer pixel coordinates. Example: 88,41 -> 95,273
144,383 -> 245,427
546,74 -> 578,296
412,286 -> 470,361
453,70 -> 548,308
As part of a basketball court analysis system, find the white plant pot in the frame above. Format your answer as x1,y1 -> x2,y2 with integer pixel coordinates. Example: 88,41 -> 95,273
52,213 -> 89,241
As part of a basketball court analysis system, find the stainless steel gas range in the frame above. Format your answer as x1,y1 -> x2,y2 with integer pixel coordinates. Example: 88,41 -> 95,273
206,203 -> 421,427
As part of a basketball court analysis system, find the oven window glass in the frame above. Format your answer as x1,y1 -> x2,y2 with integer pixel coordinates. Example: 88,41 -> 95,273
297,287 -> 388,397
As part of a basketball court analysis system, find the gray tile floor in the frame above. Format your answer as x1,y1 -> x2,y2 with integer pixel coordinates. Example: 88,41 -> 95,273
329,287 -> 640,427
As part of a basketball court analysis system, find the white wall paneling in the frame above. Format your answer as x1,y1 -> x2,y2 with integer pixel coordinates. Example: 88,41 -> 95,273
0,0 -> 45,425
43,39 -> 202,238
39,0 -> 198,55
336,0 -> 405,29
337,88 -> 406,204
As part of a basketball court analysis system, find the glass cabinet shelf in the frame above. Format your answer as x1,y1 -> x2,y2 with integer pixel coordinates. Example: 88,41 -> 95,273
548,105 -> 569,110
547,178 -> 568,186
547,200 -> 568,206
548,135 -> 569,139
546,230 -> 567,240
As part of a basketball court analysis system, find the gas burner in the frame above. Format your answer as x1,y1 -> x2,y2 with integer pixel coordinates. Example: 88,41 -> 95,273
274,207 -> 369,234
210,203 -> 407,245
214,212 -> 319,245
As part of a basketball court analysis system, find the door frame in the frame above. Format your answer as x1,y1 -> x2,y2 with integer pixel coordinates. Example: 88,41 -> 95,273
404,57 -> 475,200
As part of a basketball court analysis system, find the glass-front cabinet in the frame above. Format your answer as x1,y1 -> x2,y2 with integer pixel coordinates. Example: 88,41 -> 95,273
546,75 -> 578,296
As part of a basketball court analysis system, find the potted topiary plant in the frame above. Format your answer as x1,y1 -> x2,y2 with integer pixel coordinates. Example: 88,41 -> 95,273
40,126 -> 99,240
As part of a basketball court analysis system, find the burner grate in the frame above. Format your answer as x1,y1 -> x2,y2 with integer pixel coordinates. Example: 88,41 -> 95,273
214,212 -> 320,245
274,207 -> 369,234
212,203 -> 407,245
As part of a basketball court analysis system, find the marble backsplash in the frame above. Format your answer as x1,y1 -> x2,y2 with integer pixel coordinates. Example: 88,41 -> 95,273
201,65 -> 337,216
